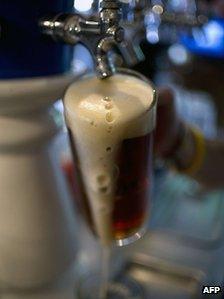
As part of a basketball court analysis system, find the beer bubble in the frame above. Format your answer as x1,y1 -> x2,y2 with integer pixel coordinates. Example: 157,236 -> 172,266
97,174 -> 108,185
102,96 -> 111,102
95,174 -> 112,194
113,165 -> 120,179
90,120 -> 97,127
105,102 -> 113,110
98,186 -> 109,194
107,125 -> 113,133
106,147 -> 112,152
105,112 -> 114,123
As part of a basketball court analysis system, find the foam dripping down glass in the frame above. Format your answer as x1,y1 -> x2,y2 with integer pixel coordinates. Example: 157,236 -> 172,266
64,69 -> 157,298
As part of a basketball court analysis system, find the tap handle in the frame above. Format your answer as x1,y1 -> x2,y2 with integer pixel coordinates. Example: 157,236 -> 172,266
39,0 -> 125,79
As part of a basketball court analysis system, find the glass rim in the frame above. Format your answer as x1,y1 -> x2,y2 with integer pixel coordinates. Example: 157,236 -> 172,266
116,67 -> 157,112
64,68 -> 157,115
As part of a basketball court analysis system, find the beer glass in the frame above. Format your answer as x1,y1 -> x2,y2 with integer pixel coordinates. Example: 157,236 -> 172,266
64,68 -> 157,298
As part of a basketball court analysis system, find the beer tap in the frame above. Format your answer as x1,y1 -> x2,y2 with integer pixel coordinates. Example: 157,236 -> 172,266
151,0 -> 208,28
117,0 -> 148,67
39,0 -> 125,78
145,0 -> 209,45
113,0 -> 208,68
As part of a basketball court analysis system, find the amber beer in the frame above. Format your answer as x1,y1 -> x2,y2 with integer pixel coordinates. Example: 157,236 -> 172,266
64,71 -> 156,246
112,132 -> 153,240
68,130 -> 153,240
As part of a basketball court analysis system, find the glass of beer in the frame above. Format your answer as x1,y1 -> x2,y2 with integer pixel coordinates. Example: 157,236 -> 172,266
63,68 -> 157,298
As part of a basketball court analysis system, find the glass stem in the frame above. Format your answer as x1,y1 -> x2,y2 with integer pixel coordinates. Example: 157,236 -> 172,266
99,246 -> 111,299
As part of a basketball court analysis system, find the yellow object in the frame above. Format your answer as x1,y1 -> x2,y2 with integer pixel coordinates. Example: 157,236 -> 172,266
180,126 -> 206,176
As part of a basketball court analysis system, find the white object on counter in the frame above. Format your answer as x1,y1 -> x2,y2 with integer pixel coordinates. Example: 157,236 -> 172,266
0,66 -> 85,290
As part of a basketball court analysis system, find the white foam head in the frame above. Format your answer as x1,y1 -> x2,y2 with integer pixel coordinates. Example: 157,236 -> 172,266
64,73 -> 156,245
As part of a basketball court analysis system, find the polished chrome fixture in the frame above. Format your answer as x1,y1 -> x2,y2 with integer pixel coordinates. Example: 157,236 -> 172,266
39,0 -> 125,78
